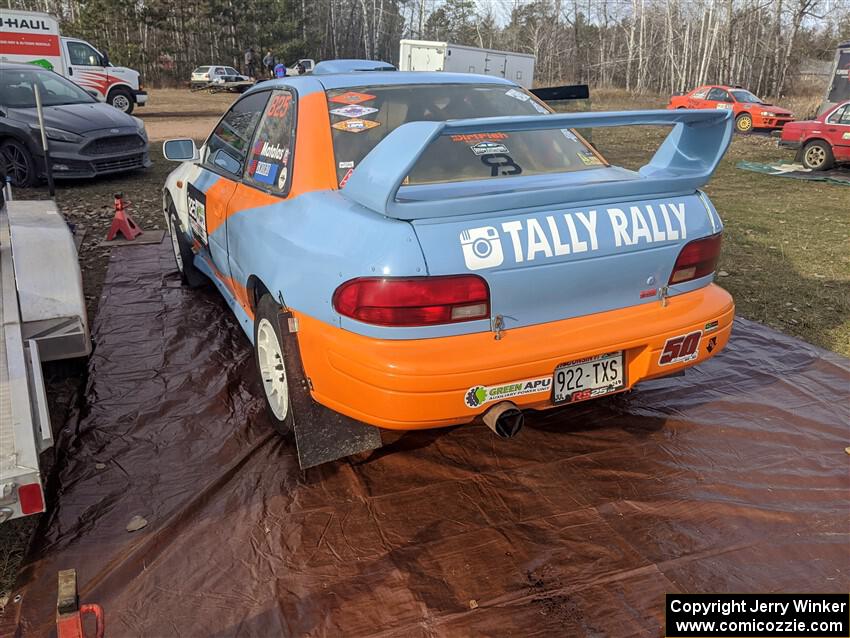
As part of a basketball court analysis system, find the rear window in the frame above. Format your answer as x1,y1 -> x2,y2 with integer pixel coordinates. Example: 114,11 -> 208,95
194,67 -> 210,73
326,84 -> 604,186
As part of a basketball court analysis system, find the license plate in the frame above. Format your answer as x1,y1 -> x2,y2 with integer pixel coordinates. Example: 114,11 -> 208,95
553,351 -> 625,404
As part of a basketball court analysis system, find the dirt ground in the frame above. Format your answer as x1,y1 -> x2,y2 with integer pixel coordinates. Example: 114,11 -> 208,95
1,86 -> 848,608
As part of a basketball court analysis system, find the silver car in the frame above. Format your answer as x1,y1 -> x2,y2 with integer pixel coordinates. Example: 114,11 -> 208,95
190,65 -> 248,89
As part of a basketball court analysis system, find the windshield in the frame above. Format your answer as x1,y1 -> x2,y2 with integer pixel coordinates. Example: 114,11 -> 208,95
327,84 -> 604,185
225,67 -> 240,75
0,68 -> 96,108
731,90 -> 764,104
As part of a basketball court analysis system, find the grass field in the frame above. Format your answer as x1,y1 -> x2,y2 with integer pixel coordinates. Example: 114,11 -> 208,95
1,87 -> 848,608
577,90 -> 850,357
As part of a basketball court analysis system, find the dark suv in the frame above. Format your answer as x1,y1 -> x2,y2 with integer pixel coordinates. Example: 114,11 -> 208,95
0,63 -> 151,186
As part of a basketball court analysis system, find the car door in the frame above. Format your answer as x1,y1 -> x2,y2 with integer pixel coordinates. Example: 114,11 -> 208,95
824,103 -> 850,160
64,40 -> 108,100
687,87 -> 710,108
226,89 -> 297,290
705,87 -> 733,112
188,90 -> 270,281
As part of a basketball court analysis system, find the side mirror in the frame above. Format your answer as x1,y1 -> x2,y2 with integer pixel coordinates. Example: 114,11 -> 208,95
212,148 -> 241,175
162,138 -> 199,162
100,52 -> 110,67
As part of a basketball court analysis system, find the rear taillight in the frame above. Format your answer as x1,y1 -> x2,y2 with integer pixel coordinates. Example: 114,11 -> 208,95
669,233 -> 722,285
19,483 -> 45,515
333,275 -> 490,326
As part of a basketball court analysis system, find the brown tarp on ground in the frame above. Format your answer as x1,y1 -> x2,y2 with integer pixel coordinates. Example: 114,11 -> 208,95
2,242 -> 849,637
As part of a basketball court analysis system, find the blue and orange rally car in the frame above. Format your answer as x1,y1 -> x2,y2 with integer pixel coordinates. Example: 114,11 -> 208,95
162,59 -> 735,468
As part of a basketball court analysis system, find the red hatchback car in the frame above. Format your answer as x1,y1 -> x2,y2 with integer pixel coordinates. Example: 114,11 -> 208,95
779,100 -> 850,171
668,85 -> 794,133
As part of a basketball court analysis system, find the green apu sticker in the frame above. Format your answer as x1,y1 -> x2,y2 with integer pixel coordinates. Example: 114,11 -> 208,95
464,377 -> 552,408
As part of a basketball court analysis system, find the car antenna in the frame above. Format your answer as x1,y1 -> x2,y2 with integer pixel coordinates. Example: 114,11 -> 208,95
33,83 -> 55,198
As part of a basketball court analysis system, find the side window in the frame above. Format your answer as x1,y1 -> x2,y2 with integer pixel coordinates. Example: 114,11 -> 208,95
827,105 -> 847,124
204,91 -> 269,176
67,42 -> 101,66
692,87 -> 709,99
244,89 -> 297,194
706,88 -> 730,102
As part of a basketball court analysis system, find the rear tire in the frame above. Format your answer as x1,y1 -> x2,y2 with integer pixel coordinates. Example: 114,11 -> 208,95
735,113 -> 753,134
254,294 -> 295,435
801,141 -> 834,171
167,203 -> 205,287
108,87 -> 134,114
0,139 -> 36,187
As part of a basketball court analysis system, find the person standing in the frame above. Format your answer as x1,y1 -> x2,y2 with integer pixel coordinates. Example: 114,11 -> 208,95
244,47 -> 257,78
263,50 -> 275,78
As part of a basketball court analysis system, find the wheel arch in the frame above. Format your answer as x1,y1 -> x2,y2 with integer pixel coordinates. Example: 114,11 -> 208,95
106,83 -> 134,99
801,136 -> 831,148
247,275 -> 287,314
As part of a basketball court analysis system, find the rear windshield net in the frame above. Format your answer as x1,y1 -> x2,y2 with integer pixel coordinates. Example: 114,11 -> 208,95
326,84 -> 604,186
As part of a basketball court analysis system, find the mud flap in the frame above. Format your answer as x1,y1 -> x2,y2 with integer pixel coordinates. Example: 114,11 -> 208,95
277,311 -> 382,469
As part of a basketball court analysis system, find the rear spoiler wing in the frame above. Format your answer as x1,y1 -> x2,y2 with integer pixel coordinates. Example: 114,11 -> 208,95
342,109 -> 733,220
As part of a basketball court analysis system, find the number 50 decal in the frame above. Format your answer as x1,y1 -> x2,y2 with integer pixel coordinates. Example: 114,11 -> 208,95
658,331 -> 702,366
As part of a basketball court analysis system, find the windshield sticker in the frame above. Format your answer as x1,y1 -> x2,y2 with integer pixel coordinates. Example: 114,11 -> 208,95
277,167 -> 288,190
577,150 -> 603,166
457,201 -> 689,271
332,118 -> 380,133
470,141 -> 509,156
530,100 -> 549,114
253,140 -> 287,161
330,105 -> 378,118
339,167 -> 354,188
481,154 -> 522,176
464,377 -> 552,408
451,132 -> 509,143
267,93 -> 292,118
561,129 -> 578,142
505,88 -> 531,102
338,161 -> 355,169
252,160 -> 279,185
329,91 -> 376,105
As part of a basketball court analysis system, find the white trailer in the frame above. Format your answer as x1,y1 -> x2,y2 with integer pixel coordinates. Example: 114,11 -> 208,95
398,39 -> 535,88
0,187 -> 90,523
0,9 -> 147,113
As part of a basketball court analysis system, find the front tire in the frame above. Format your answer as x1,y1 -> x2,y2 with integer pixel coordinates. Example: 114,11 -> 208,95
735,113 -> 753,134
801,141 -> 834,171
108,87 -> 134,114
167,203 -> 205,286
254,294 -> 295,435
0,139 -> 36,187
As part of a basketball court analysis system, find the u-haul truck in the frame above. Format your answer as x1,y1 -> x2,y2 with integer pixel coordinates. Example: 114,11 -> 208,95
0,10 -> 147,113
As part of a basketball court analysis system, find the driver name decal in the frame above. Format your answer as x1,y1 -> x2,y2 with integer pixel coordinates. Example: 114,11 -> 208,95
459,201 -> 689,271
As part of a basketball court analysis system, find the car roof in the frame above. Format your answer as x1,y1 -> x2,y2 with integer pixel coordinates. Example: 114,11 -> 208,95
0,62 -> 49,71
246,71 -> 516,97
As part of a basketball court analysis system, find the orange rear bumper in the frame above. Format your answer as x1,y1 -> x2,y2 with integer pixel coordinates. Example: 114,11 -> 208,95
295,284 -> 735,430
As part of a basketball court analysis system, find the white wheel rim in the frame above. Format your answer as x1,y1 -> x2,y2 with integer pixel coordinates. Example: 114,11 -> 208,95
257,318 -> 289,421
168,217 -> 184,272
113,94 -> 130,111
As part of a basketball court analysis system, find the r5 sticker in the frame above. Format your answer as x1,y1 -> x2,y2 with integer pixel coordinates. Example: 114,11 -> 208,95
659,331 -> 702,366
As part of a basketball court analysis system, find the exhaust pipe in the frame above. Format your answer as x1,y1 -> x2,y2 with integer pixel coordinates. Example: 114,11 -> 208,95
482,401 -> 524,438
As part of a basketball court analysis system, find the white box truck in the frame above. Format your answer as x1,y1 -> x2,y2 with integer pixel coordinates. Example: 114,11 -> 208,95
398,39 -> 536,88
0,10 -> 147,113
